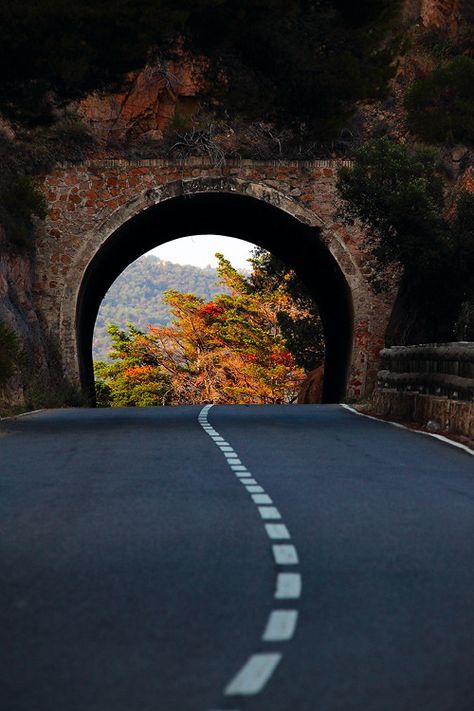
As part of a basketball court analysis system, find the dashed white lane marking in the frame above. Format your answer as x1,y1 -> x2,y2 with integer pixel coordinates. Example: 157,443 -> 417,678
245,485 -> 264,493
273,544 -> 299,565
258,506 -> 281,520
198,404 -> 301,707
224,653 -> 283,696
275,572 -> 302,599
265,523 -> 291,540
252,493 -> 273,504
262,610 -> 299,641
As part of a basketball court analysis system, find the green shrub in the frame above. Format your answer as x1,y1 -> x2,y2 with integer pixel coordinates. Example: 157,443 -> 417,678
0,116 -> 93,251
405,56 -> 474,146
455,298 -> 474,340
0,174 -> 47,250
24,335 -> 87,408
25,378 -> 87,409
0,322 -> 22,386
337,138 -> 474,341
418,28 -> 463,59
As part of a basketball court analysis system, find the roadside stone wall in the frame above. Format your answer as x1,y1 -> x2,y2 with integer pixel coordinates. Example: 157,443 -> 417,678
374,343 -> 474,438
34,158 -> 395,400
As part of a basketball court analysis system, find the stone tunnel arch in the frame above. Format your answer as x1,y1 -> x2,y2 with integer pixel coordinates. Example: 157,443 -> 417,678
36,165 -> 393,406
75,181 -> 353,404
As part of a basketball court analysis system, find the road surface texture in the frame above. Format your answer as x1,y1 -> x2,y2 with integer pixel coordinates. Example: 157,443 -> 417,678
1,404 -> 473,711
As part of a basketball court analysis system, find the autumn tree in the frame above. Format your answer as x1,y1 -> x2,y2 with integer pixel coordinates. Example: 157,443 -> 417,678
94,323 -> 173,407
249,248 -> 325,371
95,254 -> 324,406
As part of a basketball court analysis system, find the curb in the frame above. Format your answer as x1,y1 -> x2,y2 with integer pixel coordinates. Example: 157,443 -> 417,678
341,404 -> 474,457
0,409 -> 44,422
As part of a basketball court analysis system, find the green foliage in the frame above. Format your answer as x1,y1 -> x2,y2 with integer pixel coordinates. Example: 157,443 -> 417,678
337,138 -> 474,340
0,176 -> 46,250
94,252 -> 324,405
25,378 -> 87,409
405,56 -> 474,146
0,322 -> 21,386
189,0 -> 403,139
22,335 -> 86,408
454,298 -> 474,341
0,136 -> 47,250
0,117 -> 93,251
417,28 -> 463,59
0,1 -> 402,139
338,138 -> 445,272
249,249 -> 324,371
94,255 -> 229,361
94,324 -> 173,407
0,1 -> 191,125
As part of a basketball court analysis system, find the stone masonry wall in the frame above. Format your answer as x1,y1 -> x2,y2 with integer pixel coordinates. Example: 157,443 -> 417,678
34,158 -> 395,400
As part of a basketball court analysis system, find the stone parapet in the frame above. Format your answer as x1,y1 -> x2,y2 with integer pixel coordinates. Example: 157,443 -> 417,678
378,343 -> 474,401
373,343 -> 474,439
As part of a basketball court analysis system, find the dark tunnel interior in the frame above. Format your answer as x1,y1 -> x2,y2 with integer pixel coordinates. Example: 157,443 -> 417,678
76,192 -> 354,404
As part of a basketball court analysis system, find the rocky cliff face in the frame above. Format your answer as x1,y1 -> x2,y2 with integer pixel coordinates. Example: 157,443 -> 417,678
0,247 -> 47,407
77,56 -> 206,144
420,0 -> 463,35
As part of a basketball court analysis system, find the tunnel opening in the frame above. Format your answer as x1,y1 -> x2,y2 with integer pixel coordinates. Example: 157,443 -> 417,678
77,192 -> 353,405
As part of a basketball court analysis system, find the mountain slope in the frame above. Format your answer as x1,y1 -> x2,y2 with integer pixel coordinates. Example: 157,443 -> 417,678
93,255 -> 229,361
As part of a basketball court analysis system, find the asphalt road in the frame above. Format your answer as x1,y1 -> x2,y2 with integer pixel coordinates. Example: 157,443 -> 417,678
1,404 -> 473,711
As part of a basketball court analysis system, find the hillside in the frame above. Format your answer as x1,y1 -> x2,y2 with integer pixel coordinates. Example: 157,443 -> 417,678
93,255 -> 230,361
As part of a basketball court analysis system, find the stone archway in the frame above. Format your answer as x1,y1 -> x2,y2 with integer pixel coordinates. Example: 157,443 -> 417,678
34,161 -> 394,403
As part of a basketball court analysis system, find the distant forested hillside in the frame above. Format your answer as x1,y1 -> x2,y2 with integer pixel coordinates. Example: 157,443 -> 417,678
93,255 -> 230,360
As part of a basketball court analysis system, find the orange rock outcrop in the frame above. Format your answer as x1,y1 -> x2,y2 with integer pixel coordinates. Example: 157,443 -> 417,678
78,57 -> 206,142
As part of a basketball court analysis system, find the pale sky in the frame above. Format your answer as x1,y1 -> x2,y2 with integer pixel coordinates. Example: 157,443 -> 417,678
148,234 -> 255,270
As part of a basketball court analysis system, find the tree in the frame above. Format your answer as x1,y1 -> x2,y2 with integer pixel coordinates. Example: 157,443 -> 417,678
0,0 -> 193,124
0,1 -> 402,136
94,324 -> 173,407
405,56 -> 474,147
249,248 -> 325,371
188,0 -> 402,140
337,137 -> 474,342
94,253 -> 321,406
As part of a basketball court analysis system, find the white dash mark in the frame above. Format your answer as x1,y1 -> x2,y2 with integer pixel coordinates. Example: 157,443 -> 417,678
258,506 -> 281,520
234,471 -> 250,478
240,478 -> 257,485
219,446 -> 234,452
262,610 -> 298,641
272,544 -> 299,565
275,572 -> 302,599
245,485 -> 264,493
224,653 -> 282,696
251,493 -> 273,505
265,523 -> 290,540
230,465 -> 247,471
